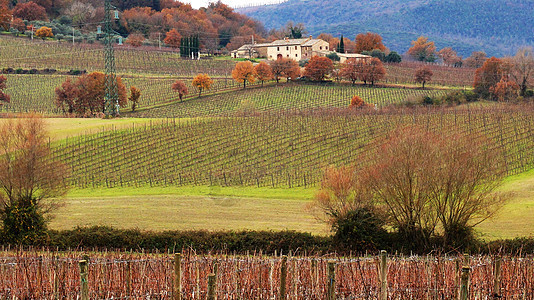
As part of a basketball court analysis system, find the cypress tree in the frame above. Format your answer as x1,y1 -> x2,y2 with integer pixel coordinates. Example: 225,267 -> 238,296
338,34 -> 345,53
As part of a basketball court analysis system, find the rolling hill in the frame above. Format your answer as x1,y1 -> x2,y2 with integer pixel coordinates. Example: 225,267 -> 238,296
238,0 -> 534,57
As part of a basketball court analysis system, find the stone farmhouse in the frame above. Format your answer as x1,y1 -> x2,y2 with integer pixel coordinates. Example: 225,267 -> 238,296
232,36 -> 330,61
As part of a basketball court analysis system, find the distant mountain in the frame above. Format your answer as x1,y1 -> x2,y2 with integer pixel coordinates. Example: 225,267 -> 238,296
237,0 -> 534,57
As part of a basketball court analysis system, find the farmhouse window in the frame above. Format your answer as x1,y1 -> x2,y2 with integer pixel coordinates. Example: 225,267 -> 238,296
295,46 -> 297,50
286,46 -> 289,50
277,47 -> 280,51
320,46 -> 322,50
295,54 -> 298,57
326,46 -> 329,50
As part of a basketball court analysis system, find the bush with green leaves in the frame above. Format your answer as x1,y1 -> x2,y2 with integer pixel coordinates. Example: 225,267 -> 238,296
332,208 -> 389,251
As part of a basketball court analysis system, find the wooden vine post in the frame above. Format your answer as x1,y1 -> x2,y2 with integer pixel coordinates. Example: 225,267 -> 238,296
279,255 -> 288,300
207,273 -> 217,300
79,260 -> 89,300
493,256 -> 502,298
379,250 -> 388,300
459,266 -> 470,300
174,253 -> 182,300
327,261 -> 336,300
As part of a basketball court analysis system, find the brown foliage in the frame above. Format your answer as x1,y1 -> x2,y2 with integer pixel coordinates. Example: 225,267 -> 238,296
474,57 -> 509,99
35,26 -> 53,39
0,75 -> 9,105
0,0 -> 11,31
309,165 -> 371,224
270,58 -> 300,83
126,33 -> 145,47
360,57 -> 386,85
129,86 -> 141,112
340,58 -> 366,85
171,80 -> 188,101
55,72 -> 127,117
120,2 -> 264,52
13,1 -> 47,21
163,28 -> 181,48
355,32 -> 386,53
507,47 -> 534,96
232,61 -> 256,89
464,51 -> 487,68
0,116 -> 69,242
303,56 -> 334,81
361,125 -> 507,246
192,74 -> 213,97
10,18 -> 26,33
254,62 -> 273,86
490,75 -> 519,102
408,36 -> 436,62
350,95 -> 365,108
438,47 -> 462,66
415,66 -> 433,88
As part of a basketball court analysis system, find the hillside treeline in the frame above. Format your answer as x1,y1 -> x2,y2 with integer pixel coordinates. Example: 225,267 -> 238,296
0,0 -> 268,50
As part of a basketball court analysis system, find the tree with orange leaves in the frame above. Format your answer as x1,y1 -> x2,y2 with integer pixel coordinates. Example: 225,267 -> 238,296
270,58 -> 300,83
438,47 -> 462,67
341,58 -> 366,85
490,76 -> 519,102
254,62 -> 273,86
126,33 -> 145,47
415,66 -> 433,88
0,75 -> 10,106
129,86 -> 141,112
232,61 -> 256,89
360,58 -> 386,86
304,56 -> 334,81
35,26 -> 53,39
0,0 -> 11,31
355,32 -> 386,53
408,36 -> 436,62
192,74 -> 213,97
164,28 -> 181,48
10,18 -> 26,34
12,2 -> 47,21
474,57 -> 507,99
350,95 -> 367,108
55,72 -> 127,116
172,80 -> 188,101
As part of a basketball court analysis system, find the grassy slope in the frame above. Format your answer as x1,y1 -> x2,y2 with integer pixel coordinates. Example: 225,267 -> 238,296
0,118 -> 160,141
49,170 -> 534,240
477,169 -> 534,240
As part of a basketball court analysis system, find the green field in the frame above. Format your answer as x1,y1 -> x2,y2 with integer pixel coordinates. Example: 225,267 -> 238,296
48,170 -> 534,240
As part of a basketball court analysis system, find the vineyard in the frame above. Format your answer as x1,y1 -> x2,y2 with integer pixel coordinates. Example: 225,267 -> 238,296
1,249 -> 532,299
129,84 -> 453,118
0,36 -> 234,76
0,74 -> 248,114
50,105 -> 534,189
0,35 -> 483,115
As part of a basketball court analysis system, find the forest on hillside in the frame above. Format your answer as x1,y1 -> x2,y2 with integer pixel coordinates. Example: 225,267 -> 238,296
238,0 -> 534,57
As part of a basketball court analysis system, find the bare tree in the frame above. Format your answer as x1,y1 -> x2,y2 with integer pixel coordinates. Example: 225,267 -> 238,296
508,47 -> 534,96
0,116 -> 69,244
65,1 -> 96,28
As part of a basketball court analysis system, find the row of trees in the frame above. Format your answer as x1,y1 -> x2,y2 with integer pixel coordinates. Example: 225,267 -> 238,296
474,47 -> 534,100
55,72 -> 129,117
230,56 -> 388,88
311,125 -> 507,250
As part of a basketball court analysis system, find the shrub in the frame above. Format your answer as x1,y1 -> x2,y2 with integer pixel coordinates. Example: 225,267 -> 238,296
332,208 -> 389,251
